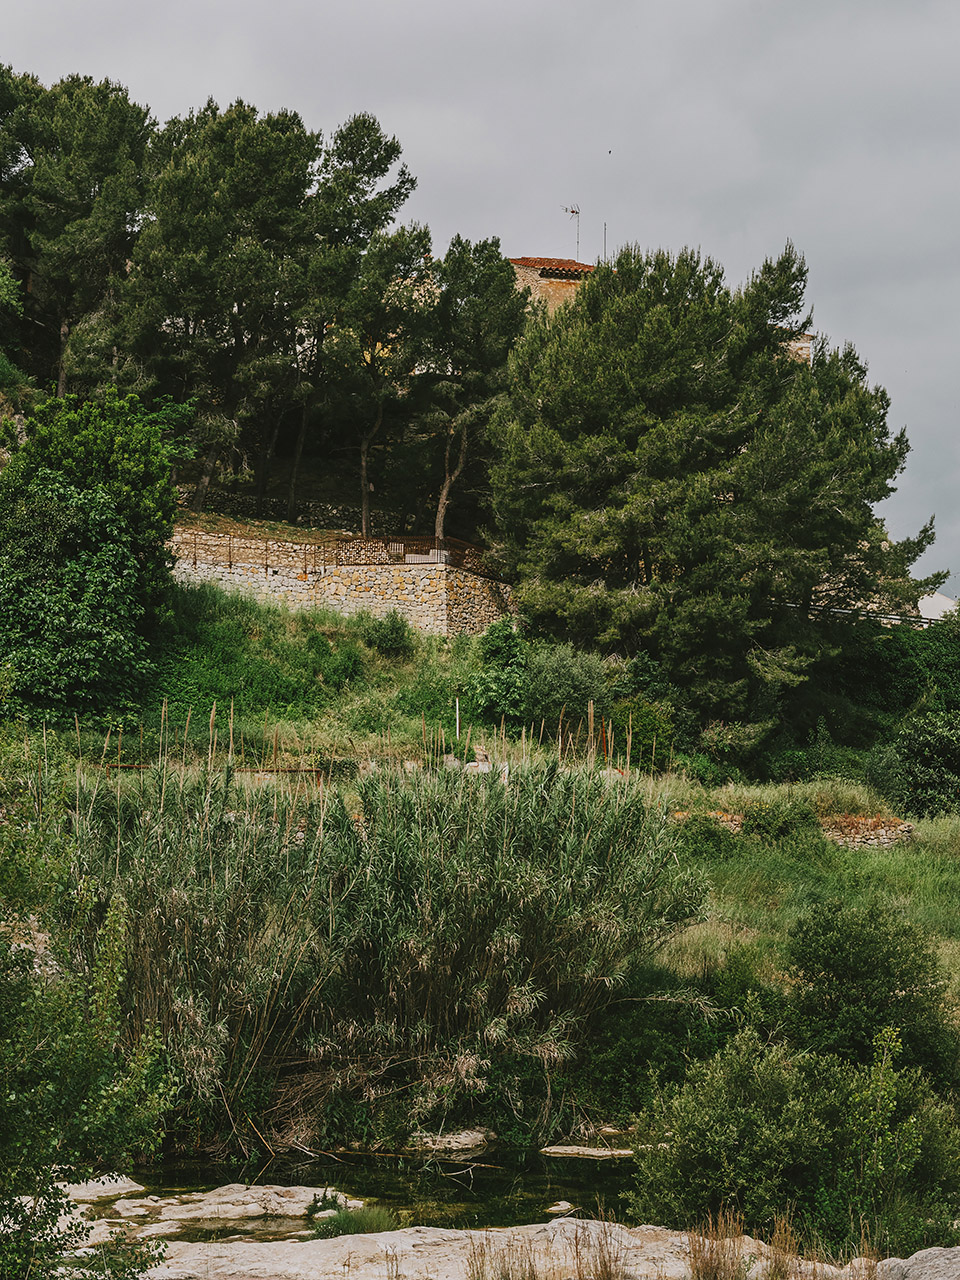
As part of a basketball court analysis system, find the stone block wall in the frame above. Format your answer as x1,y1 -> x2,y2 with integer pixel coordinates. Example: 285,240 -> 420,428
168,528 -> 511,636
509,257 -> 595,314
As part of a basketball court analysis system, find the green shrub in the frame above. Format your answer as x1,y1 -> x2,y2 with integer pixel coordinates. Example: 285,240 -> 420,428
467,618 -> 528,725
674,752 -> 741,787
675,814 -> 740,862
522,641 -> 611,735
0,839 -> 173,1279
786,901 -> 957,1080
741,796 -> 818,839
396,664 -> 455,723
628,1028 -> 960,1255
758,745 -> 815,782
0,470 -> 155,717
610,695 -> 675,769
321,640 -> 366,692
889,712 -> 960,816
361,610 -> 417,660
629,1030 -> 848,1233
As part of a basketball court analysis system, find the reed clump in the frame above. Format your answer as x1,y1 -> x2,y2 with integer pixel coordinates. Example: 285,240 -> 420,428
687,1209 -> 750,1280
53,758 -> 705,1148
467,1219 -> 628,1280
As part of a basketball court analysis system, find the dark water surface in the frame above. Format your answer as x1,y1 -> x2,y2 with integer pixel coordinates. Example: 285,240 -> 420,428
146,1150 -> 634,1231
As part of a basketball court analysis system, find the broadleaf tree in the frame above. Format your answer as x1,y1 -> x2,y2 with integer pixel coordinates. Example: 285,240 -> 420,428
0,390 -> 187,719
489,243 -> 944,724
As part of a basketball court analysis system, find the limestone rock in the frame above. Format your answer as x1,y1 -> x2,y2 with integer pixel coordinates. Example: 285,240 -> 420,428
877,1247 -> 960,1280
545,1199 -> 576,1214
59,1174 -> 146,1201
145,1218 -> 694,1280
409,1128 -> 496,1153
111,1184 -> 360,1224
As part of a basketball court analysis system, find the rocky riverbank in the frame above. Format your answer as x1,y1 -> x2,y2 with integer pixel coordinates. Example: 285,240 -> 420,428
60,1178 -> 958,1280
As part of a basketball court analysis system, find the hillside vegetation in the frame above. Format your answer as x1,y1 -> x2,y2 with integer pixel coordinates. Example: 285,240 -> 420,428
3,583 -> 960,1264
2,70 -> 960,1269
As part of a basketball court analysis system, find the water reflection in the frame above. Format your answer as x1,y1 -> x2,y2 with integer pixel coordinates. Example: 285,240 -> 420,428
146,1149 -> 633,1230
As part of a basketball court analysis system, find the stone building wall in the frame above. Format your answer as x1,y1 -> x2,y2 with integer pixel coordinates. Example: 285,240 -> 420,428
168,528 -> 511,636
509,257 -> 595,314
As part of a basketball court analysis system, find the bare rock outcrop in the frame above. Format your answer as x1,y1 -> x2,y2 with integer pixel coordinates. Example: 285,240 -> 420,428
877,1248 -> 960,1280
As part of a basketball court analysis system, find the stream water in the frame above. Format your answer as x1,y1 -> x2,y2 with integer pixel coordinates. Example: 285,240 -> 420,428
143,1150 -> 634,1233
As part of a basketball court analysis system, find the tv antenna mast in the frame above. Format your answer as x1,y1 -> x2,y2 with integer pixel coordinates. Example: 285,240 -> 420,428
563,204 -> 580,260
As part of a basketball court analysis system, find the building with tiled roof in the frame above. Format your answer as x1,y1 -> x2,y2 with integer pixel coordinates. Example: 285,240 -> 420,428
509,257 -> 595,313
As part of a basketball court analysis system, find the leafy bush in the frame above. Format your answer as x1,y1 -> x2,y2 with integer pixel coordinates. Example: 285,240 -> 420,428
674,752 -> 741,787
610,695 -> 675,769
523,641 -> 611,735
889,712 -> 960,816
786,901 -> 956,1080
360,609 -> 417,660
674,814 -> 740,862
741,796 -> 819,840
916,612 -> 960,712
0,824 -> 173,1279
313,636 -> 366,692
0,470 -> 155,717
629,1030 -> 847,1232
9,388 -> 188,612
628,1028 -> 960,1255
467,618 -> 528,725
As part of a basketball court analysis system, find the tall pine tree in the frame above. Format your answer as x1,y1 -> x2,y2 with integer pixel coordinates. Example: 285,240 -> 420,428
490,243 -> 943,722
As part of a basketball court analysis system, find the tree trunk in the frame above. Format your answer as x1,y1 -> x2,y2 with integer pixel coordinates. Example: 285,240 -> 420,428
255,420 -> 281,517
189,440 -> 221,513
286,402 -> 310,523
360,401 -> 384,538
57,318 -> 70,397
435,417 -> 469,541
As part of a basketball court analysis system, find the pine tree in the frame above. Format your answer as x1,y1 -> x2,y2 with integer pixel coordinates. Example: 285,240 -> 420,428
490,243 -> 943,721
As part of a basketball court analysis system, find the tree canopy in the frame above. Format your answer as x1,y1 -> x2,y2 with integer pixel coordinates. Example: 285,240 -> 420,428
0,390 -> 185,715
0,67 -> 153,396
489,243 -> 943,722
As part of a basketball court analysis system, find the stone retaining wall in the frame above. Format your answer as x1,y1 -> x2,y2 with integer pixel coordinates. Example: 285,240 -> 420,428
169,528 -> 511,636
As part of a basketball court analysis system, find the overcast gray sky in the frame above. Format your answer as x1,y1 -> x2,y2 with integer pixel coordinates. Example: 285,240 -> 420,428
7,0 -> 959,589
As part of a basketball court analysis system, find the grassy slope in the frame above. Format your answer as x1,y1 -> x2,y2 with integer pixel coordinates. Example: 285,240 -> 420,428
11,580 -> 959,1147
143,582 -> 960,983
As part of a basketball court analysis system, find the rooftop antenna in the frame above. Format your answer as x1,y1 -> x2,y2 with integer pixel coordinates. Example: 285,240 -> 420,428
563,204 -> 580,260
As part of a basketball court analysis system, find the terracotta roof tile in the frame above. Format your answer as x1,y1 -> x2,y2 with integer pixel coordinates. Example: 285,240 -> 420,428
509,257 -> 595,274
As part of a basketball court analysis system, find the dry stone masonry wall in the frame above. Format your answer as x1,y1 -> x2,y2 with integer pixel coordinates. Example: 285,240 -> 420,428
169,528 -> 511,636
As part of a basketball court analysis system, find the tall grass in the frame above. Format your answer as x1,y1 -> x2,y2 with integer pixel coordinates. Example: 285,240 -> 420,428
53,760 -> 705,1148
